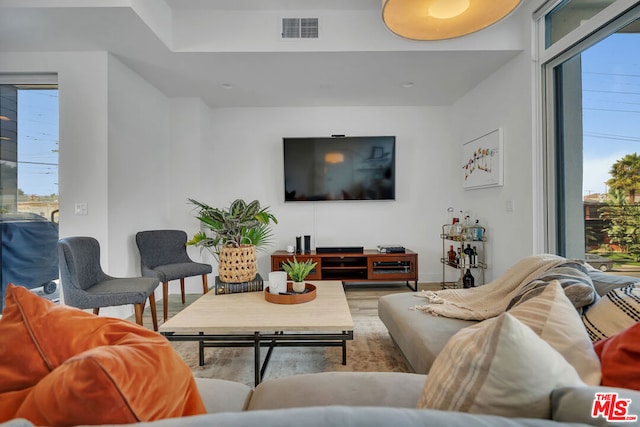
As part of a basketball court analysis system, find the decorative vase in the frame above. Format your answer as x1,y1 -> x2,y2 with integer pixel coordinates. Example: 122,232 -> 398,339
292,281 -> 305,293
218,244 -> 256,283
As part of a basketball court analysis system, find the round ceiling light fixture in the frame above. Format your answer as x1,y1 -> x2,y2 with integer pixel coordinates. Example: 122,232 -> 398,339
428,0 -> 470,19
382,0 -> 522,41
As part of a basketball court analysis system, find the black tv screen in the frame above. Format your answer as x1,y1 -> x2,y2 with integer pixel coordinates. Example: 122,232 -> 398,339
283,136 -> 396,202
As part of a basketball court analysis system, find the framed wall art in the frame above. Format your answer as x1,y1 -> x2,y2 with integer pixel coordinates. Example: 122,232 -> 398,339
462,128 -> 503,190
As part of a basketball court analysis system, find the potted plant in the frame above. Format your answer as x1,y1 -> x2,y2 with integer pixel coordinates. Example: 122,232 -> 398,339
187,198 -> 277,283
281,257 -> 317,292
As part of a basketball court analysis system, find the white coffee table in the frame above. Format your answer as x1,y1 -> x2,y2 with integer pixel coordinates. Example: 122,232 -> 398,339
159,280 -> 354,385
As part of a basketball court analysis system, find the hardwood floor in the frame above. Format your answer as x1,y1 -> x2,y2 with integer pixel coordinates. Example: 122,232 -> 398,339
343,282 -> 436,317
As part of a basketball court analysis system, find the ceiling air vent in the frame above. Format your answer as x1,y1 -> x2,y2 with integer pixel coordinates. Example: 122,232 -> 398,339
282,18 -> 318,39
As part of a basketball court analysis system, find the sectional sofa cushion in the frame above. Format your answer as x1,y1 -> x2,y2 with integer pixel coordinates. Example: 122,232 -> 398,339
378,292 -> 476,373
593,321 -> 640,390
0,406 -> 613,427
0,284 -> 205,425
507,280 -> 601,385
582,283 -> 640,341
506,261 -> 596,311
248,372 -> 427,410
194,378 -> 253,413
417,313 -> 584,419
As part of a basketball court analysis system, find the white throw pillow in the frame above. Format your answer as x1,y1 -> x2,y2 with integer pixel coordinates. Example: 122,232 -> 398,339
507,280 -> 601,386
417,313 -> 584,419
582,283 -> 640,341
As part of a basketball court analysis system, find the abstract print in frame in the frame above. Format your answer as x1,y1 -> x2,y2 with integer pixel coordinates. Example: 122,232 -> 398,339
462,128 -> 503,190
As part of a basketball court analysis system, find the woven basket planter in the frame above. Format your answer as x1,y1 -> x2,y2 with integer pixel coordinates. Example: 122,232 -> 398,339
218,244 -> 257,283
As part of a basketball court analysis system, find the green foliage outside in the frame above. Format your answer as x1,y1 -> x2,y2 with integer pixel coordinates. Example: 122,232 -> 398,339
599,201 -> 640,260
599,154 -> 640,262
606,153 -> 640,204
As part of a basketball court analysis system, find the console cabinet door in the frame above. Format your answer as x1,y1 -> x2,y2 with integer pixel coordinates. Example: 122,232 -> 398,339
367,255 -> 417,281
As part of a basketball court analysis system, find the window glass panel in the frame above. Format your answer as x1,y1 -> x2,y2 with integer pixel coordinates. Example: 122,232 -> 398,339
552,53 -> 584,257
548,15 -> 640,275
16,88 -> 59,219
546,0 -> 617,47
0,84 -> 59,312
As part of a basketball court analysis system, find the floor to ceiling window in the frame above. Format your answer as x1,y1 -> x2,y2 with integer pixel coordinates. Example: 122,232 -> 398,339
0,79 -> 59,311
542,2 -> 640,272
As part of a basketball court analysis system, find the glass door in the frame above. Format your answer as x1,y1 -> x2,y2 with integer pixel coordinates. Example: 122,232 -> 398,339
0,83 -> 59,311
545,8 -> 640,276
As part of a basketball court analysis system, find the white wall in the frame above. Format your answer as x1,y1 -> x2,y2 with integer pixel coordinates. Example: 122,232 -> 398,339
203,106 -> 458,283
106,54 -> 172,275
168,97 -> 217,292
0,9 -> 540,319
450,53 -> 533,278
0,51 -> 111,258
105,57 -> 219,310
449,4 -> 537,278
0,52 -> 208,320
1,48 -> 538,310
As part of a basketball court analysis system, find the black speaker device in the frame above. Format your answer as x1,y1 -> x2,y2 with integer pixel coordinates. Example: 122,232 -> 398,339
304,235 -> 311,253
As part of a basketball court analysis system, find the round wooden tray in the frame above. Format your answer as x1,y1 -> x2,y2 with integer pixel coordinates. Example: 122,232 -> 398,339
264,283 -> 317,304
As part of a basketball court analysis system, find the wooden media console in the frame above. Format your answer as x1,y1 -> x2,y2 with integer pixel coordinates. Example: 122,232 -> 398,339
270,249 -> 418,291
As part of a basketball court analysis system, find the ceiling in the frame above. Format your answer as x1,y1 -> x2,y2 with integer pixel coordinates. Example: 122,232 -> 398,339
164,0 -> 381,10
0,0 -> 524,108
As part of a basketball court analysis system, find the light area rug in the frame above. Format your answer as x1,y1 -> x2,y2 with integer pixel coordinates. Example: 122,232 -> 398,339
170,316 -> 411,387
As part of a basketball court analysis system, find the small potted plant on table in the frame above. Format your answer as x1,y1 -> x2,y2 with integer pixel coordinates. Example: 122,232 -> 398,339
281,257 -> 317,293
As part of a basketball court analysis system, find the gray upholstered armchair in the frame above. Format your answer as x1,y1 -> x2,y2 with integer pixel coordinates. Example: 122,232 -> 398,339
135,230 -> 212,322
57,236 -> 160,330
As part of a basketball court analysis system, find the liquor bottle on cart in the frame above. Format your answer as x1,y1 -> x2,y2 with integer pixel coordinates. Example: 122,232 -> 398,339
447,245 -> 456,267
463,269 -> 475,288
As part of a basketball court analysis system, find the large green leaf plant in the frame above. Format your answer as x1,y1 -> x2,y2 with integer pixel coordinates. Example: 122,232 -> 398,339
187,198 -> 278,260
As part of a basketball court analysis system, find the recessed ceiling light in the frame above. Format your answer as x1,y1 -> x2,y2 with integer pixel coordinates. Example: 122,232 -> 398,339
221,83 -> 233,90
402,82 -> 415,88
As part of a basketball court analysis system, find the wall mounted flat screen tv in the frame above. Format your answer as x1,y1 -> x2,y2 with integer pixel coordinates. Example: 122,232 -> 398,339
283,136 -> 396,202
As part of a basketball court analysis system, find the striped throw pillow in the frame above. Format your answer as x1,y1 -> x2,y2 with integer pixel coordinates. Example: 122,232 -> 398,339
506,261 -> 597,312
417,313 -> 584,418
582,283 -> 640,342
507,280 -> 601,386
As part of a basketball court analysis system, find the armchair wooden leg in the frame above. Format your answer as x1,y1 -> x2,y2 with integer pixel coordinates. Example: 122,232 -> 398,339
93,308 -> 100,316
163,281 -> 169,323
202,274 -> 209,294
149,295 -> 158,331
134,303 -> 144,327
180,278 -> 185,304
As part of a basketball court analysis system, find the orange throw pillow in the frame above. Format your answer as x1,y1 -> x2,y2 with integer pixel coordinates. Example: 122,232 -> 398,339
0,283 -> 205,425
594,321 -> 640,390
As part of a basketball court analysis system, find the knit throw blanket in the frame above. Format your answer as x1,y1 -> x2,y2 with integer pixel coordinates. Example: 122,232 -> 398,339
413,254 -> 566,320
